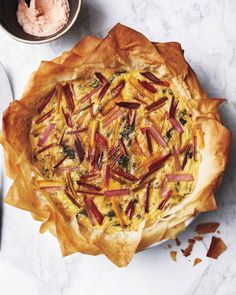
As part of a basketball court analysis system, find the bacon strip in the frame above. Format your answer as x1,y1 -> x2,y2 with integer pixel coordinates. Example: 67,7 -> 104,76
66,127 -> 88,134
37,89 -> 56,114
138,79 -> 157,93
37,124 -> 55,146
125,200 -> 135,220
145,182 -> 151,213
147,126 -> 167,148
83,196 -> 96,226
36,108 -> 54,124
94,132 -> 108,149
95,72 -> 108,85
146,130 -> 153,155
76,190 -> 103,196
80,84 -> 103,104
99,82 -> 110,101
65,190 -> 81,208
53,155 -> 68,169
62,107 -> 73,128
158,190 -> 173,210
74,137 -> 85,163
172,145 -> 181,171
104,189 -> 130,197
166,174 -> 194,182
89,199 -> 104,225
193,136 -> 197,161
112,166 -> 138,182
80,172 -> 99,180
111,80 -> 125,98
170,117 -> 183,134
181,145 -> 191,170
160,176 -> 168,198
37,143 -> 56,154
140,72 -> 170,86
77,180 -> 102,191
116,101 -> 140,109
145,97 -> 168,112
63,84 -> 75,113
103,164 -> 110,188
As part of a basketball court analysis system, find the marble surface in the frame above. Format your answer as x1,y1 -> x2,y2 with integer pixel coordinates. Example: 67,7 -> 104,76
0,0 -> 236,294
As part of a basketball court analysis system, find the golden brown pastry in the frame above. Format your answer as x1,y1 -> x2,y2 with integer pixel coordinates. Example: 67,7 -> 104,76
0,24 -> 231,267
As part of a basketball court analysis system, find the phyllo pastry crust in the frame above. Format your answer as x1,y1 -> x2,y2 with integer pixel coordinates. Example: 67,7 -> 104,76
1,24 -> 231,267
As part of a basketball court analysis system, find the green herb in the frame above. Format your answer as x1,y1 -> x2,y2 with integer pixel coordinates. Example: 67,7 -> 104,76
120,125 -> 134,139
180,118 -> 187,126
107,210 -> 116,218
110,70 -> 127,82
168,89 -> 173,95
133,199 -> 139,204
175,182 -> 180,192
112,223 -> 120,227
90,80 -> 100,88
166,128 -> 173,140
185,150 -> 193,159
63,146 -> 75,159
179,109 -> 187,117
162,89 -> 167,94
118,155 -> 130,169
77,209 -> 88,217
136,214 -> 141,219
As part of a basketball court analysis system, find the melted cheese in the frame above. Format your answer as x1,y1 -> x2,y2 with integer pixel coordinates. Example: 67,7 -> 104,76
30,69 -> 201,233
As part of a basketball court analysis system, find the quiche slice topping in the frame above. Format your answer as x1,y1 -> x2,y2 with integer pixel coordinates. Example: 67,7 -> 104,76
30,69 -> 202,233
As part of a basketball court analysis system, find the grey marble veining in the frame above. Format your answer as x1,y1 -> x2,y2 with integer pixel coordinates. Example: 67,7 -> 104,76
0,1 -> 236,294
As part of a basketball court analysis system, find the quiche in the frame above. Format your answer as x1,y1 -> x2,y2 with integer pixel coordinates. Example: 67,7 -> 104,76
1,24 -> 231,267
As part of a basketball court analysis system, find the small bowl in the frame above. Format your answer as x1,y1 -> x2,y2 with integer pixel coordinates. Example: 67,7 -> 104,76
0,0 -> 82,44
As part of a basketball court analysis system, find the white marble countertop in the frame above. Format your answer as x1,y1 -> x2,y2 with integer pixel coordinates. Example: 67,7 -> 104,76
0,1 -> 236,294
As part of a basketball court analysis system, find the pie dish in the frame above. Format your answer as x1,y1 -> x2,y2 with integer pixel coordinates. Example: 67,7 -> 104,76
0,24 -> 231,267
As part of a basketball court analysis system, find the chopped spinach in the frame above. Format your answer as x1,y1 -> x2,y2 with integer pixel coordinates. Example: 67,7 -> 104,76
118,155 -> 130,169
179,118 -> 187,126
90,80 -> 100,88
77,209 -> 88,217
166,128 -> 173,140
107,210 -> 116,218
136,214 -> 141,219
112,223 -> 120,227
175,182 -> 180,192
110,70 -> 127,82
133,199 -> 139,204
120,125 -> 134,139
63,146 -> 75,159
179,109 -> 187,117
185,150 -> 193,159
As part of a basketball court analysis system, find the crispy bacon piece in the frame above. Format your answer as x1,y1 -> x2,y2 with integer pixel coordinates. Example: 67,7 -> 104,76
128,109 -> 136,126
99,82 -> 110,101
111,80 -> 125,98
67,127 -> 88,135
37,180 -> 65,190
76,189 -> 103,196
170,117 -> 184,134
110,173 -> 127,185
166,174 -> 194,182
62,107 -> 73,128
55,166 -> 80,175
145,97 -> 168,112
138,79 -> 157,93
37,143 -> 56,154
65,190 -> 81,208
36,108 -> 54,124
63,84 -> 75,113
133,96 -> 147,105
53,155 -> 68,169
37,89 -> 56,114
206,236 -> 226,259
95,72 -> 108,85
77,180 -> 102,192
145,182 -> 151,213
103,164 -> 110,188
194,236 -> 203,241
179,142 -> 192,154
74,137 -> 85,163
134,136 -> 146,157
37,123 -> 55,146
181,239 -> 196,257
89,199 -> 104,225
116,101 -> 140,109
103,108 -> 123,127
148,154 -> 171,173
160,176 -> 168,198
132,178 -> 155,192
112,166 -> 138,182
147,126 -> 167,148
80,84 -> 103,104
66,172 -> 79,202
146,130 -> 153,155
102,104 -> 117,116
129,77 -> 154,100
125,200 -> 135,220
158,189 -> 172,210
104,189 -> 130,197
172,145 -> 182,171
140,72 -> 170,87
195,222 -> 220,235
169,96 -> 178,118
94,132 -> 108,149
83,196 -> 96,226
80,172 -> 99,180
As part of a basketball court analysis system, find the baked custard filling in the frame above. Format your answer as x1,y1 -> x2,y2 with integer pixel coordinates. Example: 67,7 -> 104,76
30,70 -> 202,233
